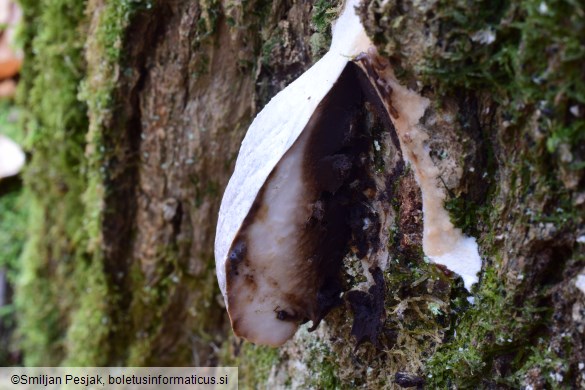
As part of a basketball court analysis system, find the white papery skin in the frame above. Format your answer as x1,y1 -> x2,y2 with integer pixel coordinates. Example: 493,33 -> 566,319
225,131 -> 313,345
215,0 -> 482,346
215,0 -> 370,346
0,135 -> 24,179
215,0 -> 370,300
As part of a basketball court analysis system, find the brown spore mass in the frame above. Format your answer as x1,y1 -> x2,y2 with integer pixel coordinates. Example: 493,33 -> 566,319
346,267 -> 387,347
225,59 -> 403,342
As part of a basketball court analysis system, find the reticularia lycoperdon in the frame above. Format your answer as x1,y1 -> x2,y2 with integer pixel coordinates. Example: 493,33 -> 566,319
215,0 -> 482,346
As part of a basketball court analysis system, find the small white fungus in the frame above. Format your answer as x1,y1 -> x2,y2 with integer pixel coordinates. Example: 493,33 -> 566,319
0,134 -> 25,179
471,29 -> 496,45
575,274 -> 585,296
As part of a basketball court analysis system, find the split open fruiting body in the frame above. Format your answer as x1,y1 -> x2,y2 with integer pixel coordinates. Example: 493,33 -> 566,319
215,0 -> 482,346
224,66 -> 362,346
215,0 -> 374,346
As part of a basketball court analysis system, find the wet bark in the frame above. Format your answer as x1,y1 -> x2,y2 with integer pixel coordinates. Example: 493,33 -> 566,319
14,0 -> 584,388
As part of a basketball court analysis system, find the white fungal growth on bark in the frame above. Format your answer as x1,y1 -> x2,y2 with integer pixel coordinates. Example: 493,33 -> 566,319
215,0 -> 482,346
215,0 -> 370,297
576,274 -> 585,296
0,134 -> 24,179
215,0 -> 372,346
387,80 -> 482,290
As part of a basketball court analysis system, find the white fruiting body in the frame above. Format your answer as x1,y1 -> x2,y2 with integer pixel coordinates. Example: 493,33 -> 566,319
215,0 -> 482,347
0,135 -> 24,179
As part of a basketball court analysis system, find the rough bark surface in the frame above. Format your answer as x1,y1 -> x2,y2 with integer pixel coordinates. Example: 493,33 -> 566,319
101,0 -> 257,365
11,0 -> 584,388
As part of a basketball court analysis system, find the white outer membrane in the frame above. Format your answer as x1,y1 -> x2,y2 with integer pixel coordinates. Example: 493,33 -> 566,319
215,0 -> 483,346
227,131 -> 312,345
0,135 -> 24,179
215,0 -> 370,299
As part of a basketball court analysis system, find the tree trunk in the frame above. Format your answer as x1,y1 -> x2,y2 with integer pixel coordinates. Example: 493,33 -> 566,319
11,0 -> 584,388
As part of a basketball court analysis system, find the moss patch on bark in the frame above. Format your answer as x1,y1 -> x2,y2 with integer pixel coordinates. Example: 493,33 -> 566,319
15,0 -> 153,366
15,0 -> 97,366
362,0 -> 584,386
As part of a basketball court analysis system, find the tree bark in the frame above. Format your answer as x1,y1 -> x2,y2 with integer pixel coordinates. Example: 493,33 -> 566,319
12,0 -> 584,388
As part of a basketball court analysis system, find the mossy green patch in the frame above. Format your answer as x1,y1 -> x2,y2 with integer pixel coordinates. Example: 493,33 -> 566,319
421,1 -> 583,386
190,0 -> 221,78
0,188 -> 26,282
62,258 -> 111,366
125,244 -> 182,365
310,0 -> 340,60
304,339 -> 342,389
364,0 -> 584,385
15,0 -> 154,366
232,330 -> 342,389
444,197 -> 491,237
15,0 -> 98,366
510,342 -> 570,388
82,0 -> 154,131
0,102 -> 26,282
236,343 -> 281,388
260,32 -> 283,67
424,0 -> 585,169
0,101 -> 27,365
75,0 -> 155,365
424,263 -> 575,387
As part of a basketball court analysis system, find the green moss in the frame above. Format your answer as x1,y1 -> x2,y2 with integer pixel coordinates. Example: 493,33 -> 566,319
230,330 -> 342,389
197,0 -> 221,41
425,0 -> 585,161
121,243 -> 223,365
304,340 -> 342,389
14,0 -> 156,366
429,0 -> 582,378
425,266 -> 551,387
62,259 -> 111,366
260,32 -> 283,66
80,0 -> 226,366
371,0 -> 584,170
15,0 -> 96,366
444,197 -> 491,237
0,102 -> 22,141
0,102 -> 27,364
0,102 -> 26,280
419,0 -> 583,235
0,189 -> 26,281
509,342 -> 570,387
125,244 -> 181,365
310,0 -> 340,59
16,203 -> 63,365
189,0 -> 221,78
381,239 -> 468,381
364,2 -> 584,385
81,0 -> 154,129
236,344 -> 281,387
418,0 -> 512,91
